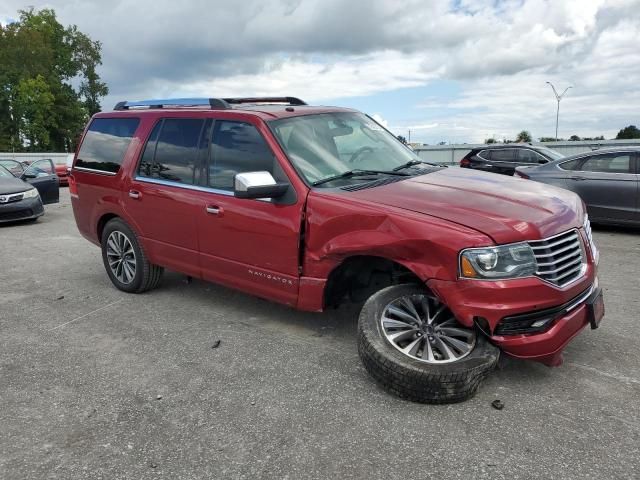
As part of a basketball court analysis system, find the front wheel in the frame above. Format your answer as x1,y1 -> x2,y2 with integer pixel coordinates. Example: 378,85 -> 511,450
358,284 -> 499,403
101,218 -> 163,293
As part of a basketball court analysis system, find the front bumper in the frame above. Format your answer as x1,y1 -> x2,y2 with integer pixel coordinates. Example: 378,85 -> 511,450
0,196 -> 44,223
427,262 -> 599,366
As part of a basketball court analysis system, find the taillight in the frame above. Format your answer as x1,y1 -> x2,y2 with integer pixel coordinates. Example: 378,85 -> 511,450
68,172 -> 78,196
515,170 -> 530,179
460,158 -> 471,167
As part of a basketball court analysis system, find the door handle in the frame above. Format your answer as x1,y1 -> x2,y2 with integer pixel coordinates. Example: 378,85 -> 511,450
129,190 -> 141,199
206,205 -> 223,215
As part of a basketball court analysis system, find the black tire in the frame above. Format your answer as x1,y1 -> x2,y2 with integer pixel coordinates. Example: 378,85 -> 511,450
101,218 -> 163,293
358,284 -> 499,404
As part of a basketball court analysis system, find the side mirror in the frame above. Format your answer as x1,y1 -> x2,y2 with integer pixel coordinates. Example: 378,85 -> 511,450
22,172 -> 37,179
234,171 -> 289,200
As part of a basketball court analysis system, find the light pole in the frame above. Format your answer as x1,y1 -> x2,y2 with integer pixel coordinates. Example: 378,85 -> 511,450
546,81 -> 572,141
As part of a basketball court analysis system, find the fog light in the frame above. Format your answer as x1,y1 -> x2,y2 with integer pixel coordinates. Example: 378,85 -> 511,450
531,318 -> 551,328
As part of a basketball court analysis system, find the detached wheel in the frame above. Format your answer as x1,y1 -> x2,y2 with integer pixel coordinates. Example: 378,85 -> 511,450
358,284 -> 499,403
101,218 -> 163,293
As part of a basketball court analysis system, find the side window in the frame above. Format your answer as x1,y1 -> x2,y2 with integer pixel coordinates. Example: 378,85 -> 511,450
579,154 -> 632,174
151,118 -> 206,185
477,150 -> 490,160
558,159 -> 579,170
209,121 -> 275,190
76,118 -> 140,173
138,121 -> 162,177
24,159 -> 54,177
491,149 -> 516,162
517,149 -> 538,163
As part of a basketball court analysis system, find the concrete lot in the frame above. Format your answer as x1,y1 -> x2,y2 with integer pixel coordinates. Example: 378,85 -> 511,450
1,189 -> 639,480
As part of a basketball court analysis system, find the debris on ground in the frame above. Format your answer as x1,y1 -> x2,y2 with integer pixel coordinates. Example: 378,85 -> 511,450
212,340 -> 221,349
491,399 -> 504,410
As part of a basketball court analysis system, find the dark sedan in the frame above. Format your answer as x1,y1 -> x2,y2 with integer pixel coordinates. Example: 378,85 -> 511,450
515,147 -> 639,226
0,160 -> 59,223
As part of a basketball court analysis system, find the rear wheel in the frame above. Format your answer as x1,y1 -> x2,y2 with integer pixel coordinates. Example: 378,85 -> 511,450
101,218 -> 163,293
358,284 -> 499,403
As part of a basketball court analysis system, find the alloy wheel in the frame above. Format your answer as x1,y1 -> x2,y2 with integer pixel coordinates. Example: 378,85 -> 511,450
106,230 -> 137,285
380,294 -> 476,364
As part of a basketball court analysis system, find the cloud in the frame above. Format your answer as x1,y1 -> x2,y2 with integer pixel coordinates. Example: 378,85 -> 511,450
1,0 -> 638,141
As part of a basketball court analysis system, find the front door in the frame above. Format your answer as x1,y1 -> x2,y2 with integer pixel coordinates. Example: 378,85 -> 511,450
23,159 -> 60,204
566,152 -> 637,223
197,119 -> 304,306
123,118 -> 210,278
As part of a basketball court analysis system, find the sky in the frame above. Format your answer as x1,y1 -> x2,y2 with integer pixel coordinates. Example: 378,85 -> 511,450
1,0 -> 639,144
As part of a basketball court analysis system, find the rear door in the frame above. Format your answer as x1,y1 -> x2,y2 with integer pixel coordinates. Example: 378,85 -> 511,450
124,117 -> 210,279
22,159 -> 60,204
566,152 -> 637,223
196,119 -> 303,306
486,148 -> 517,174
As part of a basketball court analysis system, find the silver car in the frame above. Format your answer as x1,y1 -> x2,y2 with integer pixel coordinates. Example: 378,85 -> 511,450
515,147 -> 639,226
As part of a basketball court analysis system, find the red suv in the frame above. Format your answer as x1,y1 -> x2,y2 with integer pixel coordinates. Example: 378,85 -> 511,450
70,97 -> 604,403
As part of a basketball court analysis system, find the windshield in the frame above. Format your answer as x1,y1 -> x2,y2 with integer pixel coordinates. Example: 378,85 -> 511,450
0,165 -> 12,177
536,146 -> 564,161
271,112 -> 423,186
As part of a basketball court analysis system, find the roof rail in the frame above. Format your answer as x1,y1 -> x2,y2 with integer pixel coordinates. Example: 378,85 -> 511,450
114,98 -> 230,110
223,96 -> 307,106
113,96 -> 307,111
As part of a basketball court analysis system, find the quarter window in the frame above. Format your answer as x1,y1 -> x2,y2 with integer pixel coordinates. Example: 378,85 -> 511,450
209,121 -> 275,190
76,118 -> 139,173
517,149 -> 539,163
558,159 -> 579,170
579,154 -> 632,174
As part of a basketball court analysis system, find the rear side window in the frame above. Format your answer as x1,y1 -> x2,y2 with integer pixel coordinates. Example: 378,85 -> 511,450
138,118 -> 207,185
490,149 -> 516,162
76,118 -> 139,173
209,121 -> 275,190
579,153 -> 632,174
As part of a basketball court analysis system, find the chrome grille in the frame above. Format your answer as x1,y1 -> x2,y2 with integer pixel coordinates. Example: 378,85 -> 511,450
528,230 -> 585,287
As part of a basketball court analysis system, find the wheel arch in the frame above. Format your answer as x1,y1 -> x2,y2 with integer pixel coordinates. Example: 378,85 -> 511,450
323,255 -> 426,308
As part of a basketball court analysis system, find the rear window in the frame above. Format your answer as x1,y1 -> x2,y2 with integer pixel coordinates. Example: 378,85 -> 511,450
76,118 -> 139,173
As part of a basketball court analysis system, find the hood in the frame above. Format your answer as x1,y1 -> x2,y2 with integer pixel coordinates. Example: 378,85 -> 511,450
0,176 -> 31,195
347,168 -> 584,244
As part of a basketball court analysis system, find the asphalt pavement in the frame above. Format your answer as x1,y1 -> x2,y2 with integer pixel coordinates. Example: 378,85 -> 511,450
1,189 -> 639,479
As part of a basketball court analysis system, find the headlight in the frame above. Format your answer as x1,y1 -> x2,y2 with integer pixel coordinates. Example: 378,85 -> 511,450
460,243 -> 537,279
22,188 -> 39,199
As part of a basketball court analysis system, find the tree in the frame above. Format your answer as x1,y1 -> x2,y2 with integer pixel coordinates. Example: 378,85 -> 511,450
569,135 -> 581,141
515,130 -> 532,143
484,138 -> 496,144
0,8 -> 108,152
396,135 -> 407,144
615,125 -> 640,139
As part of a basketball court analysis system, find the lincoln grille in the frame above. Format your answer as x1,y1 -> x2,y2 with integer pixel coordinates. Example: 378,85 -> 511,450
528,230 -> 585,287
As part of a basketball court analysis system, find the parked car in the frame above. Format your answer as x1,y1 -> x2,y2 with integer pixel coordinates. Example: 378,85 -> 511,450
515,147 -> 639,226
460,144 -> 564,175
0,164 -> 48,223
0,159 -> 60,204
52,158 -> 70,186
70,97 -> 603,403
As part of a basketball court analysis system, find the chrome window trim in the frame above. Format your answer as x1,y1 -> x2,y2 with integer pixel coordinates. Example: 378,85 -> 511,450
74,166 -> 118,176
134,175 -> 234,196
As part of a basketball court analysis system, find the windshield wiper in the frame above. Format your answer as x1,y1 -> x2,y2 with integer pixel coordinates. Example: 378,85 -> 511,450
392,160 -> 440,171
312,169 -> 409,187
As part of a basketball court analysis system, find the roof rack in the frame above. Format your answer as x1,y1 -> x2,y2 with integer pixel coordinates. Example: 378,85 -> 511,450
113,96 -> 307,111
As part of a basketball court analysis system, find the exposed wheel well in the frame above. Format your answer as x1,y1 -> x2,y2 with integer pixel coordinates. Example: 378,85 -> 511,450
97,213 -> 119,241
324,256 -> 422,308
